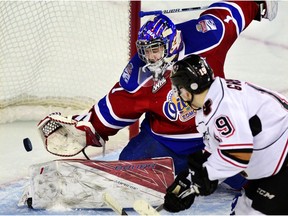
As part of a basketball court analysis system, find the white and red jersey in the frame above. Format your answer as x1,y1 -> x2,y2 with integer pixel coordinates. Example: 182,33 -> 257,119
197,77 -> 288,180
75,2 -> 260,155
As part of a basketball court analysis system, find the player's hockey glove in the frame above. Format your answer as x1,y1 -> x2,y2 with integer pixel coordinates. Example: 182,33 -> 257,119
164,169 -> 196,212
38,112 -> 105,157
188,151 -> 218,196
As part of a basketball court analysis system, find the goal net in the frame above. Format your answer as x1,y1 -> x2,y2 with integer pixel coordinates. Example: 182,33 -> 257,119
0,1 -> 140,126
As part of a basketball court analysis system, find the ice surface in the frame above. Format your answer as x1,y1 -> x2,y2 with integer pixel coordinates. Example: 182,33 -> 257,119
0,1 -> 287,215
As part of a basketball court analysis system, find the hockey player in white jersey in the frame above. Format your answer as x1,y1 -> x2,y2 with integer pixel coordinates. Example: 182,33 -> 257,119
164,54 -> 288,214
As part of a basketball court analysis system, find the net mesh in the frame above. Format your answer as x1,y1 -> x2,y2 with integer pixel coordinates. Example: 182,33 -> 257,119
0,1 -> 131,122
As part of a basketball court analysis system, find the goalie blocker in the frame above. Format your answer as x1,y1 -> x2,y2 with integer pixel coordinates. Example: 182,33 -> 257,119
38,112 -> 105,157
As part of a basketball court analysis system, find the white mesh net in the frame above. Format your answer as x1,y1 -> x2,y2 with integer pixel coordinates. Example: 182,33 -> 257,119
0,1 -> 131,123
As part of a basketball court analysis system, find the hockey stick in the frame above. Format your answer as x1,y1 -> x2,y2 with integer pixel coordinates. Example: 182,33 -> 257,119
133,187 -> 197,215
102,192 -> 128,215
133,199 -> 160,215
139,6 -> 209,17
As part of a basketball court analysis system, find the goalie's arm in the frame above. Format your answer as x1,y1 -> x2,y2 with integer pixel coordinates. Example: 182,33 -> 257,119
87,82 -> 145,139
38,80 -> 145,157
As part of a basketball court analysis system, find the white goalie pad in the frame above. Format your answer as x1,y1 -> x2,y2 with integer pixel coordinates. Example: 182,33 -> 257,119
18,157 -> 175,210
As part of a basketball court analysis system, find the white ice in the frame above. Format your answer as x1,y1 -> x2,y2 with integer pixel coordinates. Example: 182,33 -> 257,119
0,1 -> 287,215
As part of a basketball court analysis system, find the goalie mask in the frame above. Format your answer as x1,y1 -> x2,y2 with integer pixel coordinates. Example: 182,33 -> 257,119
136,14 -> 183,81
170,54 -> 214,104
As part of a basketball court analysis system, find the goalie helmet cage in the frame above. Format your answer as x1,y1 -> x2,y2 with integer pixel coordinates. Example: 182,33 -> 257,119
0,1 -> 140,139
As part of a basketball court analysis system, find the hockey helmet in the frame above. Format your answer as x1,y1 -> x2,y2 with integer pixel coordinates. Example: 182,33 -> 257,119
136,14 -> 183,80
170,54 -> 214,95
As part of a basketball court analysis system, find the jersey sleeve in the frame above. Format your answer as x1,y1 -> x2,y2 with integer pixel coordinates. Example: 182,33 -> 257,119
73,54 -> 149,141
200,1 -> 259,78
92,83 -> 145,139
178,1 -> 259,78
74,81 -> 147,141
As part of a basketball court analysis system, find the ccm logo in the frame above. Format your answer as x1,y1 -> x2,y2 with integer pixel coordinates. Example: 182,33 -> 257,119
256,187 -> 275,199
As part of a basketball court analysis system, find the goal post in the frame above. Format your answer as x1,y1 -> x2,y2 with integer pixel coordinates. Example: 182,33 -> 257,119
0,1 -> 140,138
129,1 -> 141,139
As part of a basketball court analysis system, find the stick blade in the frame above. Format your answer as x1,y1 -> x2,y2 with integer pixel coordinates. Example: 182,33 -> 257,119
133,199 -> 160,216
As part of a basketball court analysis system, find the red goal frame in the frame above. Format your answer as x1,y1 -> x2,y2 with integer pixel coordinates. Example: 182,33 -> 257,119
129,1 -> 141,140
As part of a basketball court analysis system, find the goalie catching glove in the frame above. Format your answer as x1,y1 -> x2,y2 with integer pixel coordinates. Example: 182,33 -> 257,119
38,112 -> 105,157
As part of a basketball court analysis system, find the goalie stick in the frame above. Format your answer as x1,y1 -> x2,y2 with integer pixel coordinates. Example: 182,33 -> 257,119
103,192 -> 164,216
102,192 -> 128,215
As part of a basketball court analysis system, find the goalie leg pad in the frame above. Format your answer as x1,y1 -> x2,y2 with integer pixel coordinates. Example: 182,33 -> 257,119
18,157 -> 175,209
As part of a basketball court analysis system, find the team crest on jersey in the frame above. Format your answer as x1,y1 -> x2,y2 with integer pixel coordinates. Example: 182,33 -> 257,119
196,19 -> 216,33
163,90 -> 196,122
122,63 -> 133,83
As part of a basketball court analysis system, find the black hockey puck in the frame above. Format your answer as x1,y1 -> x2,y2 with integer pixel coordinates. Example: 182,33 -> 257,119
23,138 -> 33,152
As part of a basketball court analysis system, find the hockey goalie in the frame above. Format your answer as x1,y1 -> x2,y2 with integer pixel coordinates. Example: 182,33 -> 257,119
18,113 -> 175,210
